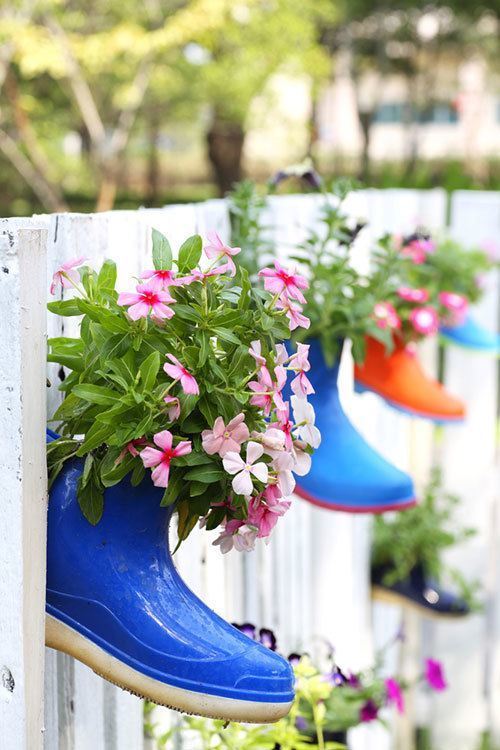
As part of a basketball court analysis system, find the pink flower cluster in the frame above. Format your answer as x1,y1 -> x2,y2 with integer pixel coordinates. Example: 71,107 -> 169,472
374,287 -> 440,338
211,342 -> 319,554
400,236 -> 435,264
258,261 -> 310,331
438,291 -> 468,326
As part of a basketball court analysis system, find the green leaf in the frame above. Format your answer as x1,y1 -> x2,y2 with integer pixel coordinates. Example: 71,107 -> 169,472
198,395 -> 218,427
47,353 -> 84,372
173,304 -> 202,323
97,260 -> 117,291
177,235 -> 202,273
76,300 -> 129,333
47,299 -> 82,317
152,228 -> 172,270
189,481 -> 209,497
101,453 -> 136,487
161,471 -> 185,506
198,334 -> 209,367
175,499 -> 198,546
184,465 -> 224,483
139,351 -> 161,392
76,421 -> 114,455
72,384 -> 119,405
212,327 -> 241,346
81,453 -> 94,488
77,475 -> 104,525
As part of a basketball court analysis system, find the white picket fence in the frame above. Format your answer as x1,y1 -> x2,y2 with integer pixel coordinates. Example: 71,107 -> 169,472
0,189 -> 498,750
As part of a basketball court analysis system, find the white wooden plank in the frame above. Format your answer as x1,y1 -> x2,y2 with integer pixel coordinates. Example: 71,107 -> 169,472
0,223 -> 48,750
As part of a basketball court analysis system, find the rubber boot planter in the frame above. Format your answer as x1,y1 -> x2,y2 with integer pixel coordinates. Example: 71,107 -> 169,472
45,430 -> 294,722
440,314 -> 500,356
292,342 -> 416,513
371,563 -> 470,620
354,337 -> 465,423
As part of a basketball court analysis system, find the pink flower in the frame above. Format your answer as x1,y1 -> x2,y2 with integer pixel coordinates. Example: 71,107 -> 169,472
397,287 -> 430,304
178,267 -> 226,285
276,295 -> 310,331
140,430 -> 192,487
276,404 -> 294,451
50,256 -> 86,295
401,238 -> 435,264
222,441 -> 269,496
259,261 -> 308,303
247,493 -> 290,538
289,343 -> 314,399
275,343 -> 290,366
248,366 -> 286,416
115,438 -> 146,463
438,291 -> 468,324
163,395 -> 181,421
291,440 -> 312,476
373,302 -> 401,330
140,269 -> 178,290
249,340 -> 267,367
163,354 -> 199,395
409,306 -> 439,336
425,659 -> 447,691
213,519 -> 257,553
204,230 -> 241,277
118,284 -> 176,321
256,427 -> 286,453
385,678 -> 404,714
201,413 -> 250,457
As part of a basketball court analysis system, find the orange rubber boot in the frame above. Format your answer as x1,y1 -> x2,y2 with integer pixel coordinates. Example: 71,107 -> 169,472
354,337 -> 465,422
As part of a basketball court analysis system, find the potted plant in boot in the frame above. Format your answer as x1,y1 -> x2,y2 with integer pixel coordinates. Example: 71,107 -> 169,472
371,468 -> 481,618
46,227 -> 318,722
401,232 -> 499,355
353,234 -> 466,422
230,178 -> 416,514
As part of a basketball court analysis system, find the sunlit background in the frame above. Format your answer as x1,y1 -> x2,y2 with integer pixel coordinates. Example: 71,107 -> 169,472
2,1 -> 500,216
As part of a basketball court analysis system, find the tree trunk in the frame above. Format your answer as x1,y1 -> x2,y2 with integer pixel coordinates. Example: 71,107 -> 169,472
358,109 -> 373,183
206,117 -> 245,196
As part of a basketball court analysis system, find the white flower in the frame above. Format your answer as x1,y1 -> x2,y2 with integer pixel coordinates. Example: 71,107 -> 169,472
275,343 -> 289,366
223,441 -> 269,496
272,451 -> 296,496
291,441 -> 312,476
291,395 -> 321,449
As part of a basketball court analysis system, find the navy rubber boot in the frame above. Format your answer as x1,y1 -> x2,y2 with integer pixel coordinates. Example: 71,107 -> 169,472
292,342 -> 416,513
440,314 -> 500,356
45,430 -> 294,722
372,563 -> 470,619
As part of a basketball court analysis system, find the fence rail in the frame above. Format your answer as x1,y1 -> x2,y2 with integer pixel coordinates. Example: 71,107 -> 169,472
0,189 -> 498,750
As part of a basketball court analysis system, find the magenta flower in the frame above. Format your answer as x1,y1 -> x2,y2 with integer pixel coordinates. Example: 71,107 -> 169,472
140,430 -> 192,487
277,403 -> 294,451
385,677 -> 405,714
438,291 -> 468,323
140,269 -> 178,291
163,395 -> 181,421
259,261 -> 308,303
360,699 -> 379,723
397,287 -> 430,304
409,306 -> 439,336
276,295 -> 310,331
222,441 -> 269,496
201,413 -> 250,457
204,230 -> 241,277
247,493 -> 290,538
118,284 -> 176,321
163,354 -> 199,395
248,366 -> 286,416
425,659 -> 447,691
289,343 -> 314,399
50,256 -> 86,295
373,302 -> 401,330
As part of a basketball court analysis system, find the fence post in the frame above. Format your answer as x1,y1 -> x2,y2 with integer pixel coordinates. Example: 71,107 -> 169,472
0,224 -> 48,750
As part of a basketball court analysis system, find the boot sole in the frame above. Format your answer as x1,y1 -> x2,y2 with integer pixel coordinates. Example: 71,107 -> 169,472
371,585 -> 468,621
45,614 -> 293,723
354,381 -> 465,424
294,485 -> 417,514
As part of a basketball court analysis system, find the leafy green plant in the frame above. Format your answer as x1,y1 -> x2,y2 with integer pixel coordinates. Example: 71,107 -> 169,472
46,227 -> 315,550
372,468 -> 481,609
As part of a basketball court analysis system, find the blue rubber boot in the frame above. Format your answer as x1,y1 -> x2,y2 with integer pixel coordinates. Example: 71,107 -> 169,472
45,430 -> 294,722
440,314 -> 500,355
292,342 -> 416,513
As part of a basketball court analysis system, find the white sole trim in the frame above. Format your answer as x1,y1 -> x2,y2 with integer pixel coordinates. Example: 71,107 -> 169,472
45,614 -> 293,723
